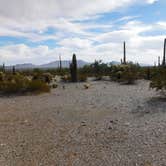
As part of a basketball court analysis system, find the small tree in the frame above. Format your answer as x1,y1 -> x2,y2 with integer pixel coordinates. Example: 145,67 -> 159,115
110,63 -> 139,84
150,67 -> 166,95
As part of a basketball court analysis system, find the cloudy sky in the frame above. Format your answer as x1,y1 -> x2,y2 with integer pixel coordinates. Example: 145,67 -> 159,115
0,0 -> 165,65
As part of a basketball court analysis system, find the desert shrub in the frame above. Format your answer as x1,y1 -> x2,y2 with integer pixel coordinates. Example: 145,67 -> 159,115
32,72 -> 53,84
42,73 -> 53,83
27,80 -> 50,93
0,72 -> 5,81
139,67 -> 155,80
0,74 -> 29,94
78,74 -> 87,82
121,64 -> 138,84
110,63 -> 139,84
78,61 -> 110,79
61,75 -> 71,82
61,74 -> 87,82
78,65 -> 92,76
91,60 -> 110,80
93,75 -> 103,81
52,84 -> 58,89
150,67 -> 166,94
0,73 -> 50,95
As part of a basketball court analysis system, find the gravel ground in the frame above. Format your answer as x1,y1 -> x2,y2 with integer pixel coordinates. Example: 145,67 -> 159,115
0,80 -> 166,166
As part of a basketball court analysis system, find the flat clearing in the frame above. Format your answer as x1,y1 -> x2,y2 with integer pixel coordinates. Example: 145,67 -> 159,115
0,80 -> 166,166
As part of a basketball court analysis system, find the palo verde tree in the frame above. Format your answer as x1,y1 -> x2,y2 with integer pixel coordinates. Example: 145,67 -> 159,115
150,39 -> 166,95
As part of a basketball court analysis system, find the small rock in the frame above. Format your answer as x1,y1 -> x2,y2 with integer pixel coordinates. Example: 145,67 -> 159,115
110,120 -> 114,123
144,162 -> 152,166
81,121 -> 86,126
84,83 -> 90,89
124,122 -> 130,126
24,120 -> 28,123
0,143 -> 6,146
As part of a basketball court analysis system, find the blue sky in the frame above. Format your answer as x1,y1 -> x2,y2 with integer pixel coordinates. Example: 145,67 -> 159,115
0,0 -> 166,65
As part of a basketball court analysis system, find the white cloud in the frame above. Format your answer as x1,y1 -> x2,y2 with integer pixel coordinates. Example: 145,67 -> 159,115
146,0 -> 158,4
0,0 -> 156,34
0,0 -> 164,65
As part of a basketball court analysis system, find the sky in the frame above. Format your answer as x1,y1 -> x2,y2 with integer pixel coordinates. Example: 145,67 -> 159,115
0,0 -> 166,65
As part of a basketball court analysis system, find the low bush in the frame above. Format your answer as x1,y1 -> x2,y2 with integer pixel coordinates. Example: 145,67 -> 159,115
61,75 -> 71,82
78,74 -> 87,82
32,72 -> 53,83
150,67 -> 166,94
110,63 -> 139,84
0,73 -> 50,95
27,80 -> 50,93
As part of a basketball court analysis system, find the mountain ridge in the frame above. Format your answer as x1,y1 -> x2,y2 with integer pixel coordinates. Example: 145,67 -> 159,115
4,60 -> 150,70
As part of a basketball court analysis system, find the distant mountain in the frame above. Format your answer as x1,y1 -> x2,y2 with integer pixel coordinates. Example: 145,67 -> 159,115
5,60 -> 150,70
6,60 -> 89,70
39,60 -> 89,68
15,63 -> 36,69
6,63 -> 36,70
109,61 -> 121,65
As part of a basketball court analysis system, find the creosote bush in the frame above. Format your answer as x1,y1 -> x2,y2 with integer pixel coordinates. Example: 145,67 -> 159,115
110,63 -> 139,84
27,80 -> 50,93
32,72 -> 53,84
150,67 -> 166,94
78,74 -> 87,82
0,72 -> 50,95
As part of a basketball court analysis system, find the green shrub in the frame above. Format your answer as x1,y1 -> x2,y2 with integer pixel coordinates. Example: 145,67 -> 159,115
61,75 -> 71,82
78,74 -> 87,82
110,63 -> 139,84
52,84 -> 58,89
0,73 -> 50,95
27,80 -> 50,93
42,73 -> 53,83
150,67 -> 166,94
0,74 -> 29,94
32,72 -> 53,83
0,72 -> 5,81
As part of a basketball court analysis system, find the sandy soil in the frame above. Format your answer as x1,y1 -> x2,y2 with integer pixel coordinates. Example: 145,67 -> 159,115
0,80 -> 166,166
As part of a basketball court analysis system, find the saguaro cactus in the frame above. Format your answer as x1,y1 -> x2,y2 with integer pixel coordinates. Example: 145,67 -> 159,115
162,38 -> 166,66
158,56 -> 160,67
120,59 -> 123,64
147,67 -> 151,80
70,54 -> 78,82
2,63 -> 5,72
59,55 -> 62,70
12,66 -> 16,74
123,41 -> 126,64
59,54 -> 62,75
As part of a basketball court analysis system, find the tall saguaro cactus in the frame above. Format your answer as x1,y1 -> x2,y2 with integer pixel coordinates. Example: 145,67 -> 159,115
70,54 -> 78,82
158,56 -> 161,67
162,39 -> 166,66
59,54 -> 62,74
2,63 -> 5,72
12,66 -> 16,75
123,41 -> 126,64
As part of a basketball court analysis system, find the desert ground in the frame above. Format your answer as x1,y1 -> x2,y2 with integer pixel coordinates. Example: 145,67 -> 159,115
0,80 -> 166,166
